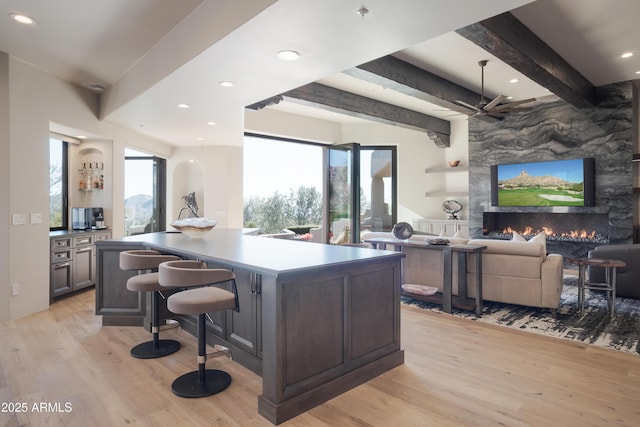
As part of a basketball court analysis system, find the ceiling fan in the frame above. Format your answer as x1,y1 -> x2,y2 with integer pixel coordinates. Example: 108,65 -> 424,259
453,60 -> 536,119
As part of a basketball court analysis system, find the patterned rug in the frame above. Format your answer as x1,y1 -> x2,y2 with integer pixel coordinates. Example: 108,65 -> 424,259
402,275 -> 640,355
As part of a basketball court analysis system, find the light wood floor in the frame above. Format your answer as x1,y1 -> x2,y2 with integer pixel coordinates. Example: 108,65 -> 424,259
1,289 -> 639,427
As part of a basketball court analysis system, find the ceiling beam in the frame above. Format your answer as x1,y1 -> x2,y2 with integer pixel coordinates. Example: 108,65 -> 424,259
344,55 -> 497,122
280,82 -> 451,147
456,12 -> 596,108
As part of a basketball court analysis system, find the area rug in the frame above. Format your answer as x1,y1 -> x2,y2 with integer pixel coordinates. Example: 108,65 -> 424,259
402,275 -> 640,355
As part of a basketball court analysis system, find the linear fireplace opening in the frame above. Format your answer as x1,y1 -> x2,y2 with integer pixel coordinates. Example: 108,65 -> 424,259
483,212 -> 609,243
483,212 -> 610,260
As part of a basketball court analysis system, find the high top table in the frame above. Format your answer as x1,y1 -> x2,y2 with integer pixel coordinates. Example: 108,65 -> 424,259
566,257 -> 626,317
96,229 -> 405,425
364,237 -> 486,316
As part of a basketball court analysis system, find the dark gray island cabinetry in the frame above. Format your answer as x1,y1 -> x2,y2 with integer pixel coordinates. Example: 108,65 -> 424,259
95,229 -> 404,425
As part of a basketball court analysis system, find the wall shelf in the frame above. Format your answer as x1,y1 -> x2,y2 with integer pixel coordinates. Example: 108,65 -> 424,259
424,191 -> 469,197
425,166 -> 468,174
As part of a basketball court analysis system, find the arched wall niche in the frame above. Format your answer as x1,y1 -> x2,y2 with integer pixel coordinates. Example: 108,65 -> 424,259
172,160 -> 205,220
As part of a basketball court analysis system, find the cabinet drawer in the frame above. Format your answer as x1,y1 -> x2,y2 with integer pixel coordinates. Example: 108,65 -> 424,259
51,237 -> 72,250
74,235 -> 94,247
94,232 -> 111,242
52,249 -> 72,264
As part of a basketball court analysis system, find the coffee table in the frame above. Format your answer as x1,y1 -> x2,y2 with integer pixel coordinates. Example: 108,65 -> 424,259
566,257 -> 626,317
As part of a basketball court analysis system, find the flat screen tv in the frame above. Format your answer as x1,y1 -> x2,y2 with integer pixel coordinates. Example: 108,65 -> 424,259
490,158 -> 595,207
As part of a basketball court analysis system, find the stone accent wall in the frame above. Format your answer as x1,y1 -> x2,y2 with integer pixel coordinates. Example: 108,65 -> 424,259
468,82 -> 634,252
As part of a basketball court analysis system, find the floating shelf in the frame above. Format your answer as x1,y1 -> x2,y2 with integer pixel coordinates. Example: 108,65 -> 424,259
425,166 -> 468,174
424,191 -> 469,197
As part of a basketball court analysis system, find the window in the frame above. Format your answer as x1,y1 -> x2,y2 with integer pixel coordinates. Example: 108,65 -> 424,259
49,137 -> 68,230
243,134 -> 323,235
243,134 -> 397,243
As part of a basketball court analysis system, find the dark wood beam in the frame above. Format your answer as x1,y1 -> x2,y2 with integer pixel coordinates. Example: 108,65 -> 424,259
281,82 -> 450,147
345,55 -> 499,123
456,12 -> 596,108
347,56 -> 481,114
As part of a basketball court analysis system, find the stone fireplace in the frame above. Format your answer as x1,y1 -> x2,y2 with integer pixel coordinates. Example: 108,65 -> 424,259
467,83 -> 634,260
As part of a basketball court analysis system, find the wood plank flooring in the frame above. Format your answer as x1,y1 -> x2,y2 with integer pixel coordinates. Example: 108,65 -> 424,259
1,288 -> 639,426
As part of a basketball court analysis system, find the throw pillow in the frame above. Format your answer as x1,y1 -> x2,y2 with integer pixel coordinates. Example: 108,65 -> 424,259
453,230 -> 466,239
511,230 -> 527,242
528,231 -> 547,257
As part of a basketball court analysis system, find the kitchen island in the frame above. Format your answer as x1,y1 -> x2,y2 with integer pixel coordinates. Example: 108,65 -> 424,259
95,229 -> 404,424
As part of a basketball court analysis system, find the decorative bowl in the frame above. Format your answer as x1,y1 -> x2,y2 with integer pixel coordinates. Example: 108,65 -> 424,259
448,160 -> 461,167
170,218 -> 217,238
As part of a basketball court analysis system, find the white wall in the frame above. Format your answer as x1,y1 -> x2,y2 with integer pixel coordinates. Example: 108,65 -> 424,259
0,53 -> 10,323
2,57 -> 173,321
168,145 -> 244,228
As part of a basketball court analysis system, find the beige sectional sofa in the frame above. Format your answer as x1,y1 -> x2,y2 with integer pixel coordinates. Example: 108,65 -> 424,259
465,239 -> 563,309
361,232 -> 564,309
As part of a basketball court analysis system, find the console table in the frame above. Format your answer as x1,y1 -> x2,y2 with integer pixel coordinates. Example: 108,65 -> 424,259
365,238 -> 486,316
566,257 -> 626,317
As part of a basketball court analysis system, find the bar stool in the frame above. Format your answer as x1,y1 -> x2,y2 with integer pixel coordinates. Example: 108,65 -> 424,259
159,260 -> 239,398
119,250 -> 181,359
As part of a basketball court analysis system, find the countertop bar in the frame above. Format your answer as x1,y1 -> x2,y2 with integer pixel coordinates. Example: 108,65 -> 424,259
122,228 -> 401,277
100,229 -> 405,424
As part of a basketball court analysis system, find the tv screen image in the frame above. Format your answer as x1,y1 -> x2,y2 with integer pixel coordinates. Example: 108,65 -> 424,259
490,158 -> 595,207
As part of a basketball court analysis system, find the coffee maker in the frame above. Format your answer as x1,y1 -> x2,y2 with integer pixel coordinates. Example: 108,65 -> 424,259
72,207 -> 105,230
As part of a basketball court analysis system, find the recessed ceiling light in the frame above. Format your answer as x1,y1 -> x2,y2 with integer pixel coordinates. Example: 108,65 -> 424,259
621,52 -> 634,58
509,78 -> 519,84
219,81 -> 234,87
277,50 -> 300,61
177,103 -> 189,109
83,83 -> 106,92
77,135 -> 87,139
196,137 -> 204,141
10,13 -> 36,25
207,121 -> 216,126
636,71 -> 640,75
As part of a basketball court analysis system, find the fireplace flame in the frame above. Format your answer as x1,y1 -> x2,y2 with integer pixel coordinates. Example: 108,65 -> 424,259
502,226 -> 597,239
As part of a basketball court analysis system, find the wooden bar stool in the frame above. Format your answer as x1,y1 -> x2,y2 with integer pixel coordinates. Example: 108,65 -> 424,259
119,250 -> 182,359
159,260 -> 239,398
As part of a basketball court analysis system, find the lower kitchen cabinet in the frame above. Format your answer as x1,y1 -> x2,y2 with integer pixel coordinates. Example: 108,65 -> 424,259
50,230 -> 111,301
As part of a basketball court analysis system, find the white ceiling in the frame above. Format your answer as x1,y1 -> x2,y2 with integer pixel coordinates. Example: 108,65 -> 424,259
1,0 -> 639,146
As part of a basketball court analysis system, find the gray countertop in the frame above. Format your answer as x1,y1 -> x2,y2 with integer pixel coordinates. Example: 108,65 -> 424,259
50,228 -> 110,238
112,228 -> 403,277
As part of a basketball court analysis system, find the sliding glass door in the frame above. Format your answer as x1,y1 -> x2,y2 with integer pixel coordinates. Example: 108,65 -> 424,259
325,144 -> 397,244
325,143 -> 360,244
124,148 -> 166,235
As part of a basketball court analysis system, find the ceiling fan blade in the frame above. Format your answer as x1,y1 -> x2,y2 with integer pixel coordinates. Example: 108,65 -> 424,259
483,95 -> 507,111
455,100 -> 483,113
493,98 -> 536,111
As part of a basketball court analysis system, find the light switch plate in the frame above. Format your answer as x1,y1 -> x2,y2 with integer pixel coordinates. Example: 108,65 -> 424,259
30,213 -> 43,224
12,214 -> 27,225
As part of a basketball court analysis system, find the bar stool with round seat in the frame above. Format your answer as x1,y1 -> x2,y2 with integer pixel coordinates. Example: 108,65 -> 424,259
119,250 -> 182,359
159,259 -> 239,398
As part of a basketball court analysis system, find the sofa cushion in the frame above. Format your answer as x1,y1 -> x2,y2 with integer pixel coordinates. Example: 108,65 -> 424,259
467,239 -> 545,258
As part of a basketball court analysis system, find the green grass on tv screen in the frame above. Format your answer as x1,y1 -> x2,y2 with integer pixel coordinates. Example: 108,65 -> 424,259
498,188 -> 585,207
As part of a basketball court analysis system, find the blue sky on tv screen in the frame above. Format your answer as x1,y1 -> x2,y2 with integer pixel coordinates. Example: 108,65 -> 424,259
498,159 -> 583,183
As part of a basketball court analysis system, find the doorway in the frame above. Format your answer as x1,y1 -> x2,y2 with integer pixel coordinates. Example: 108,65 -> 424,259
124,148 -> 166,235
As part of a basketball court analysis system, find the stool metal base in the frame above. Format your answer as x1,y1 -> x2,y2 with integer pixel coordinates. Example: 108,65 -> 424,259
130,339 -> 181,359
171,369 -> 231,398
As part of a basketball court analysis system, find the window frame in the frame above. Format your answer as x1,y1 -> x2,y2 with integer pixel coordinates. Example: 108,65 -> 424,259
49,137 -> 69,231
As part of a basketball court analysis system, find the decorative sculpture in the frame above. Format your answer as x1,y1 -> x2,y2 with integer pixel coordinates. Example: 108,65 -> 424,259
178,192 -> 199,219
